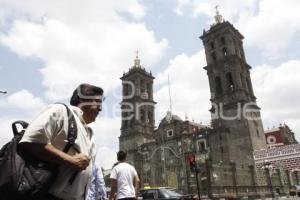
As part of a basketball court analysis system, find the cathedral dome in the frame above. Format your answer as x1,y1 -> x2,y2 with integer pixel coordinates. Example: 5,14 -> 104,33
160,113 -> 183,125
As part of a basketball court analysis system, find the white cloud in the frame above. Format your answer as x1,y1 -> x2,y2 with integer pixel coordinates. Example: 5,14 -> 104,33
155,50 -> 211,124
90,117 -> 121,169
237,0 -> 300,56
0,89 -> 46,113
174,0 -> 300,57
174,0 -> 258,19
0,0 -> 168,101
0,118 -> 18,147
252,60 -> 300,140
95,146 -> 118,170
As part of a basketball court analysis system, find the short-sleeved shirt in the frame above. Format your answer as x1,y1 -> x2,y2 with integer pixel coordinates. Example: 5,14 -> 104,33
110,162 -> 138,199
20,104 -> 96,200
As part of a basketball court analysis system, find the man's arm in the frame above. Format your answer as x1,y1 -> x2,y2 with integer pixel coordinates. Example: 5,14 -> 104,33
19,143 -> 90,171
134,175 -> 140,198
109,179 -> 117,200
18,104 -> 90,171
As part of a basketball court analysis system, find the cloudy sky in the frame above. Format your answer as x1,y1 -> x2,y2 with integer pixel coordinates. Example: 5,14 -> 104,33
0,0 -> 300,169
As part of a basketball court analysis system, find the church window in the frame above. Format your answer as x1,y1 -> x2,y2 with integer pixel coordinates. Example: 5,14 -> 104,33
140,79 -> 145,93
167,129 -> 174,137
214,77 -> 223,96
147,111 -> 152,123
211,52 -> 217,62
140,109 -> 145,122
240,73 -> 245,89
210,41 -> 215,49
226,73 -> 234,92
222,47 -> 228,56
221,37 -> 226,45
147,82 -> 151,93
197,140 -> 206,152
144,152 -> 149,160
220,146 -> 224,154
219,133 -> 222,141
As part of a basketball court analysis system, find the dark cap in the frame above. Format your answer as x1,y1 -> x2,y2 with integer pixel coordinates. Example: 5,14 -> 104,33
70,83 -> 104,106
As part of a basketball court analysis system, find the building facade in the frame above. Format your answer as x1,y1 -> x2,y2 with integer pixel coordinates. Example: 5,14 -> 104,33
265,124 -> 297,148
118,11 -> 298,197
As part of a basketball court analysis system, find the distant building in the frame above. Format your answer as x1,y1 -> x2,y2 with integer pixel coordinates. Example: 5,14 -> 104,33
265,124 -> 297,148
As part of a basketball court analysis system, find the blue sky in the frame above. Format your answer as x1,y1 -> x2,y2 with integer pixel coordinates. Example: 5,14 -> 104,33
0,0 -> 300,169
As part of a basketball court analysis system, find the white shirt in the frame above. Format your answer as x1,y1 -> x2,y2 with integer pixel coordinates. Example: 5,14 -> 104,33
20,104 -> 96,200
110,162 -> 138,199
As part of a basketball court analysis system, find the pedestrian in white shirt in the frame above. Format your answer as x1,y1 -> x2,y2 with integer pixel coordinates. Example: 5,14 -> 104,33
109,151 -> 140,200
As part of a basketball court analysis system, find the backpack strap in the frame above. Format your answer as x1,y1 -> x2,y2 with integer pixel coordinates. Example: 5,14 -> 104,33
58,104 -> 78,154
57,104 -> 80,185
12,121 -> 29,136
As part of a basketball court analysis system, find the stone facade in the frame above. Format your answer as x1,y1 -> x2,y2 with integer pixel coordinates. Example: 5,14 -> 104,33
119,55 -> 156,163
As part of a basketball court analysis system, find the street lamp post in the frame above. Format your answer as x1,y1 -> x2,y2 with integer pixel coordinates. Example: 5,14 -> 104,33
263,160 -> 275,198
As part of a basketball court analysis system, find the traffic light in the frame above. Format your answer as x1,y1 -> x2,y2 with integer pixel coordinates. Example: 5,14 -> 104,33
188,155 -> 196,172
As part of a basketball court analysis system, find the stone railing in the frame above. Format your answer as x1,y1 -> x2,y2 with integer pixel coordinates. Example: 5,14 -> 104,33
253,144 -> 300,161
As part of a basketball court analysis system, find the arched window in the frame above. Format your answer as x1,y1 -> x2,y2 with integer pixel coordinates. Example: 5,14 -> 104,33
214,77 -> 223,96
210,41 -> 215,49
147,111 -> 152,124
226,73 -> 234,92
140,109 -> 145,122
222,47 -> 228,56
211,52 -> 217,62
240,73 -> 245,89
220,37 -> 226,45
140,79 -> 145,93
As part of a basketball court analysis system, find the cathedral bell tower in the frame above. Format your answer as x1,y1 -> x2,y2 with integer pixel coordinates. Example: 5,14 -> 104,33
119,53 -> 156,164
200,9 -> 266,165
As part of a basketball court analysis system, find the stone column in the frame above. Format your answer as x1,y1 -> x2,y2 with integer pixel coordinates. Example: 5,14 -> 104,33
205,159 -> 213,199
296,171 -> 300,185
286,170 -> 291,188
249,164 -> 257,194
276,169 -> 283,196
230,161 -> 238,197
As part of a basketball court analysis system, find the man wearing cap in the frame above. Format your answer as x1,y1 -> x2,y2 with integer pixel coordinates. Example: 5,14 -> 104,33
19,83 -> 104,200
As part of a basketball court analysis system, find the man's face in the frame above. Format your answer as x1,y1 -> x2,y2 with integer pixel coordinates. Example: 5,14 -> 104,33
79,97 -> 103,124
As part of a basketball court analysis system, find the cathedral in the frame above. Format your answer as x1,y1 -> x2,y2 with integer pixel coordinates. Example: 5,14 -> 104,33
118,11 -> 297,197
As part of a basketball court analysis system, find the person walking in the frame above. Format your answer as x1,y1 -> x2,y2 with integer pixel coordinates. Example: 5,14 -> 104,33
19,83 -> 104,200
109,151 -> 140,200
86,162 -> 108,200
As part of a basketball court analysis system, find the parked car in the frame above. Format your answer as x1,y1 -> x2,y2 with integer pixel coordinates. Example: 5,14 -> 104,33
140,187 -> 194,200
289,185 -> 300,197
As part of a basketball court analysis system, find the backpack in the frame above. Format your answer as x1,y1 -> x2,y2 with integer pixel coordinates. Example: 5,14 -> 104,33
0,104 -> 78,199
